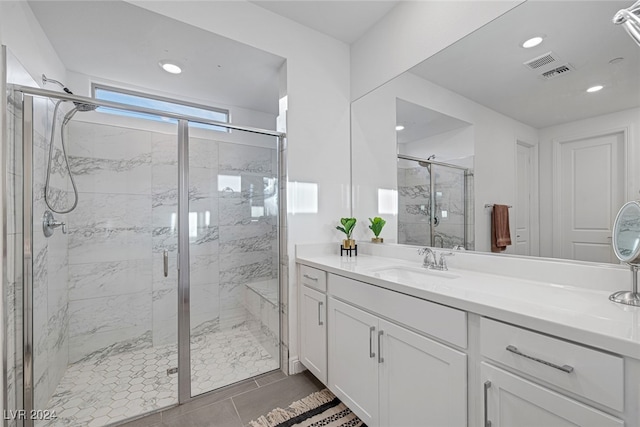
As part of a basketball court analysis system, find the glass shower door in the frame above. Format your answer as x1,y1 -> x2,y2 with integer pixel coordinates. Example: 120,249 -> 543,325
28,95 -> 180,427
431,165 -> 467,249
186,122 -> 280,397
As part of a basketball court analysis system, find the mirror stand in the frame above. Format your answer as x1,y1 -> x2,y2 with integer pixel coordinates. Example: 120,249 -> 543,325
609,265 -> 640,306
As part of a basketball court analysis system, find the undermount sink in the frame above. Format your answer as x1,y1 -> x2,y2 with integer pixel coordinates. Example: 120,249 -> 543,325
370,265 -> 460,283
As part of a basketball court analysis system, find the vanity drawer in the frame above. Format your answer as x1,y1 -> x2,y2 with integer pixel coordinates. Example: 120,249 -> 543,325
299,265 -> 327,292
330,273 -> 467,348
480,317 -> 624,411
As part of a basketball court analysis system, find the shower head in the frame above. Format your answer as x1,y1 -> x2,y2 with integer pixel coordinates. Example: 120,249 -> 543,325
42,74 -> 65,89
42,74 -> 98,112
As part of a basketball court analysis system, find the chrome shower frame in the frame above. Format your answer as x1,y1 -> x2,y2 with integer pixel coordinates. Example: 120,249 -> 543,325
398,153 -> 470,250
10,85 -> 286,427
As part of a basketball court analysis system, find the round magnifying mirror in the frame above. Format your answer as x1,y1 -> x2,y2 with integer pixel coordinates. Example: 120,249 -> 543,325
612,200 -> 640,264
610,200 -> 640,306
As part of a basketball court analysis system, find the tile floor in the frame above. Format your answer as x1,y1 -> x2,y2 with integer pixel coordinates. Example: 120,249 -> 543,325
118,370 -> 324,427
37,326 -> 279,427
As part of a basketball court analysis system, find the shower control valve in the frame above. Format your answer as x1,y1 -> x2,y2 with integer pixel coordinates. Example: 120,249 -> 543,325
43,210 -> 67,237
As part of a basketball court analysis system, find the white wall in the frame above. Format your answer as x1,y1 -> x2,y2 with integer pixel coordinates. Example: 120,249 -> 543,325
538,107 -> 640,257
350,1 -> 523,101
0,1 -> 66,87
126,0 -> 351,371
351,71 -> 538,252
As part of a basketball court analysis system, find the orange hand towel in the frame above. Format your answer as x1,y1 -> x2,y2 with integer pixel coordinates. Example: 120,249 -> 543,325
491,204 -> 511,253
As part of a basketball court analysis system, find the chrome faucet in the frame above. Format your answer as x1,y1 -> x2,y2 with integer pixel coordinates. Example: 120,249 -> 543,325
418,247 -> 437,269
438,252 -> 454,271
434,234 -> 444,248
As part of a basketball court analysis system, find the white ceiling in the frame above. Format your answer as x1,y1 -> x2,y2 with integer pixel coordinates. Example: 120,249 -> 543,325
28,1 -> 286,115
396,98 -> 471,144
250,1 -> 399,44
409,1 -> 640,129
28,1 -> 400,116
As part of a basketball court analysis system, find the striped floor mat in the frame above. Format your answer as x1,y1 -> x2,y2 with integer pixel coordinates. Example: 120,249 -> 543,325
249,389 -> 366,427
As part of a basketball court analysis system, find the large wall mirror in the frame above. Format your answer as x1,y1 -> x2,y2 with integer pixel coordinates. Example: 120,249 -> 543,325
351,0 -> 640,264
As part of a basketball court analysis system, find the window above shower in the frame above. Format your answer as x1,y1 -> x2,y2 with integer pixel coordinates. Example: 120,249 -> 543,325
93,84 -> 230,132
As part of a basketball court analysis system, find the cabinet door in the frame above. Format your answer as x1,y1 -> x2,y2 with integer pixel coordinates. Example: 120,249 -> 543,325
379,319 -> 467,427
300,285 -> 327,384
481,363 -> 624,427
328,298 -> 379,427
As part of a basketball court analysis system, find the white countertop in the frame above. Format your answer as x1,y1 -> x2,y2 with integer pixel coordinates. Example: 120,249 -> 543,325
296,252 -> 640,359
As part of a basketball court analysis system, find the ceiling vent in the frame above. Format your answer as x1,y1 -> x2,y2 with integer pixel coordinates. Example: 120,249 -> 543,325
540,63 -> 575,80
523,51 -> 561,70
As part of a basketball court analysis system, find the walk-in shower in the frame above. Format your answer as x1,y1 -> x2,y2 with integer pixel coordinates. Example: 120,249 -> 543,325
5,83 -> 285,427
397,154 -> 473,249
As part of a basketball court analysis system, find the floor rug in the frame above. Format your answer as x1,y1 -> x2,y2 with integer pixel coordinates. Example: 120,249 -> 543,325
249,389 -> 366,427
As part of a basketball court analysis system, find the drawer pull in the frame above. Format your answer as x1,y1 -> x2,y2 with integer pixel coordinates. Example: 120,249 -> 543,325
506,345 -> 574,374
484,381 -> 491,427
378,330 -> 384,363
369,326 -> 376,358
303,274 -> 318,281
318,301 -> 324,326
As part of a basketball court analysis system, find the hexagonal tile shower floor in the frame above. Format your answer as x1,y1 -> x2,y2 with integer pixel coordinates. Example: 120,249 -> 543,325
36,326 -> 279,427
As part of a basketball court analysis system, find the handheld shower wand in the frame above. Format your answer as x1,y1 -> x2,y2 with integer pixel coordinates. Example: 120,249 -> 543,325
41,75 -> 97,215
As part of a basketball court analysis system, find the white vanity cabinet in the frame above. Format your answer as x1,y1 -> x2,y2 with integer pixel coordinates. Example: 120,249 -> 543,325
299,265 -> 328,384
327,273 -> 467,427
296,256 -> 637,427
480,318 -> 625,427
481,364 -> 623,427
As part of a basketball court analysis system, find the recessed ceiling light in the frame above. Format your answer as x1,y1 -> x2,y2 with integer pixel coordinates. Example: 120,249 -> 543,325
159,60 -> 182,74
586,85 -> 604,93
522,36 -> 544,48
395,125 -> 405,131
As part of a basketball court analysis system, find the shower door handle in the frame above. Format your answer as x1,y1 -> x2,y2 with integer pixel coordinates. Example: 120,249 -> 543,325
163,250 -> 169,277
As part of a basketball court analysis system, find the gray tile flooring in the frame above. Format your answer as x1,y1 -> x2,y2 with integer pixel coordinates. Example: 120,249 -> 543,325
117,371 -> 324,427
37,327 -> 279,427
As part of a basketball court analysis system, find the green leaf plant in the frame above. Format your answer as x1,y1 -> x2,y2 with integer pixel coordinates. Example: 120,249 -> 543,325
368,217 -> 386,238
336,217 -> 357,239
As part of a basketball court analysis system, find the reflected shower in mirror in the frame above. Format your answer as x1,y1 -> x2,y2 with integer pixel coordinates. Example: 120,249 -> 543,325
351,0 -> 640,264
396,99 -> 474,249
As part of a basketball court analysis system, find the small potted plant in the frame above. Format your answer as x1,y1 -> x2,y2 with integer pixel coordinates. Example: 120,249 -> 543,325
369,217 -> 386,243
336,217 -> 357,248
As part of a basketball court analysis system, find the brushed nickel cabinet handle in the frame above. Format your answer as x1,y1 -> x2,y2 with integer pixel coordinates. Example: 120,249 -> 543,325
369,326 -> 376,358
303,274 -> 318,281
484,380 -> 492,427
318,301 -> 324,326
378,330 -> 384,363
506,345 -> 574,373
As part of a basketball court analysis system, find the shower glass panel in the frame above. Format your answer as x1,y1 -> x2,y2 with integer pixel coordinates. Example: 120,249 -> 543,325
29,96 -> 180,426
187,123 -> 280,397
398,158 -> 432,245
431,165 -> 467,249
397,158 -> 468,248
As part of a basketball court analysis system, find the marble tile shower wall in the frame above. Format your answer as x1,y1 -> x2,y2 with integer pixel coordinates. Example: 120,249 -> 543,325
64,120 -> 278,361
398,166 -> 431,245
398,166 -> 471,249
32,97 -> 71,411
